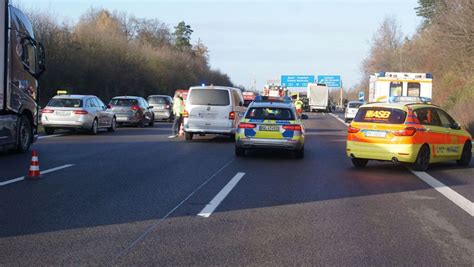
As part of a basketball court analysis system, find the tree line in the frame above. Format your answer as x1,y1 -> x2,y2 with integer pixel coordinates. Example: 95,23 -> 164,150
29,9 -> 233,106
350,0 -> 474,134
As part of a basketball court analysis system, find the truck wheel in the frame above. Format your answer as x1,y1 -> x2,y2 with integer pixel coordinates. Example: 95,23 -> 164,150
413,144 -> 430,171
44,127 -> 55,135
185,132 -> 193,141
16,115 -> 32,153
456,141 -> 472,166
351,158 -> 368,168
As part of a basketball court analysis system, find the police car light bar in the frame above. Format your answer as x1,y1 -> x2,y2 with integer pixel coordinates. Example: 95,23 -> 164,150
255,95 -> 292,103
389,96 -> 432,104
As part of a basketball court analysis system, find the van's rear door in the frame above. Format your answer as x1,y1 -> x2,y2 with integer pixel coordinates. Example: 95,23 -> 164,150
187,89 -> 232,130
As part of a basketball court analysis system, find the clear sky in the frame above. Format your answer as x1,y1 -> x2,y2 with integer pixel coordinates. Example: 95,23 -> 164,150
17,0 -> 422,91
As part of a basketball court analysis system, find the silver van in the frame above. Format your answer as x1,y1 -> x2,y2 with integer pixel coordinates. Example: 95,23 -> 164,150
183,86 -> 245,140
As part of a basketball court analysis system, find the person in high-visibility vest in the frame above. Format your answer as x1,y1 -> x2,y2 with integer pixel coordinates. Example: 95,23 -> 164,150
169,92 -> 185,138
294,98 -> 303,116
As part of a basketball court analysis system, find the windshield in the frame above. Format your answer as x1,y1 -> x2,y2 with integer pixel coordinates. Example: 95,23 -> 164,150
188,89 -> 230,106
246,107 -> 295,120
109,99 -> 139,106
47,98 -> 82,108
354,107 -> 407,124
348,102 -> 363,108
148,97 -> 169,104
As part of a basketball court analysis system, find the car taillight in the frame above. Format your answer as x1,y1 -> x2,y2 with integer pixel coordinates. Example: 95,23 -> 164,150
183,110 -> 189,118
392,127 -> 417,136
131,105 -> 140,111
42,108 -> 54,113
282,124 -> 302,131
229,111 -> 235,120
238,122 -> 256,129
348,126 -> 360,133
73,110 -> 88,115
107,104 -> 112,109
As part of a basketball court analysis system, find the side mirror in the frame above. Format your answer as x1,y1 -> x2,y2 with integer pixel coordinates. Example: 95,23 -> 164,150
451,122 -> 461,130
148,106 -> 154,109
301,114 -> 309,120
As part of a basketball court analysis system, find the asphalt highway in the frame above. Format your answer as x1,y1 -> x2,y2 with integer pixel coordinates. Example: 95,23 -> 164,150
0,113 -> 472,265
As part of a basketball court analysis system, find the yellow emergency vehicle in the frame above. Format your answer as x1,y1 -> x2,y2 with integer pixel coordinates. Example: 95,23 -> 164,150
235,96 -> 306,158
346,97 -> 472,171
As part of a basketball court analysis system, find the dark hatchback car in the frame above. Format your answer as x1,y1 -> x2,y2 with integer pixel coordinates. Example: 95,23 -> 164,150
108,96 -> 154,127
147,95 -> 173,121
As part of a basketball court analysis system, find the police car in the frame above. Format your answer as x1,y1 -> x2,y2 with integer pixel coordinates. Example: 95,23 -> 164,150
346,97 -> 472,171
235,96 -> 306,158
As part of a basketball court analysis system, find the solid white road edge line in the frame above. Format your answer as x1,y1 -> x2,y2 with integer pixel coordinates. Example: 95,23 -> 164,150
411,170 -> 474,216
38,134 -> 66,140
0,164 -> 75,187
329,113 -> 349,126
198,172 -> 246,218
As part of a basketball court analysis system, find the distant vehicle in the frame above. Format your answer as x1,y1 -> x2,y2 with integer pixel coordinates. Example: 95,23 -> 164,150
263,85 -> 286,98
235,97 -> 307,158
242,91 -> 258,107
369,72 -> 433,103
109,96 -> 154,127
307,83 -> 330,112
0,1 -> 46,152
147,95 -> 173,121
344,101 -> 364,122
183,86 -> 245,141
41,95 -> 116,135
346,98 -> 472,171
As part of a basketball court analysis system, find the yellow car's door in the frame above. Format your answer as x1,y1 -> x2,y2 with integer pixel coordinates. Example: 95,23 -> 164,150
436,108 -> 465,159
414,107 -> 448,161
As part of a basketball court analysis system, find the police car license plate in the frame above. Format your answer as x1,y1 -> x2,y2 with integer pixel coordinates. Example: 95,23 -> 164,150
259,125 -> 279,131
365,130 -> 387,138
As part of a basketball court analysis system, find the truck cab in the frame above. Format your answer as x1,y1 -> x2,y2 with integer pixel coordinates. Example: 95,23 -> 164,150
0,1 -> 46,152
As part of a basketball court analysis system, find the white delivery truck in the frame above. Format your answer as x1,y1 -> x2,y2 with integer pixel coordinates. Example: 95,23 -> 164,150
307,83 -> 330,112
369,72 -> 432,103
0,0 -> 46,153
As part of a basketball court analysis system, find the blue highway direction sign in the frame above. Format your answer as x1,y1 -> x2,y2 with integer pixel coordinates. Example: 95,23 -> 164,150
317,75 -> 342,88
281,75 -> 315,88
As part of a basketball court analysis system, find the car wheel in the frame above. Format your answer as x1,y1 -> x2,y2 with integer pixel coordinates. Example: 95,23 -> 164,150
235,146 -> 245,157
108,117 -> 116,132
456,141 -> 472,166
138,117 -> 145,128
295,147 -> 304,159
351,157 -> 368,168
185,132 -> 193,141
16,115 -> 32,153
149,115 -> 154,126
413,144 -> 430,171
44,127 -> 55,135
90,119 -> 98,135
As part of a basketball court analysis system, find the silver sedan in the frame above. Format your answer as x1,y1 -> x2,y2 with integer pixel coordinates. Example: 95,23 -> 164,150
41,95 -> 116,135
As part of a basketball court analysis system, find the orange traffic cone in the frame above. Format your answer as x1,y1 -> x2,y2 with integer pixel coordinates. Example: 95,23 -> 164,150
179,123 -> 184,137
26,150 -> 41,180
